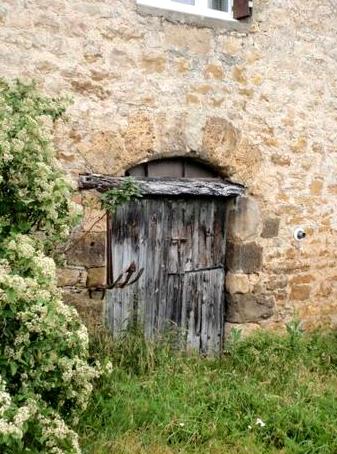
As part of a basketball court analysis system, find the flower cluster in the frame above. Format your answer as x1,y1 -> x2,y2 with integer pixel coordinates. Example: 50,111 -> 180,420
0,79 -> 80,253
0,238 -> 98,453
0,80 -> 97,453
0,375 -> 81,453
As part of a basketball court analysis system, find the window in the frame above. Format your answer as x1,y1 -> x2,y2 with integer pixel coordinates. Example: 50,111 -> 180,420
137,0 -> 234,21
137,0 -> 251,21
126,157 -> 219,178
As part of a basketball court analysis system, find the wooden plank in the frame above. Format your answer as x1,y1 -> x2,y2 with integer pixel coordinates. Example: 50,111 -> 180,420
153,199 -> 166,336
147,159 -> 183,177
182,268 -> 225,355
184,160 -> 218,178
164,199 -> 183,335
199,200 -> 214,270
141,199 -> 156,338
206,268 -> 225,354
167,199 -> 187,274
106,214 -> 113,285
200,273 -> 209,354
141,199 -> 164,337
182,270 -> 200,351
79,175 -> 244,197
182,199 -> 196,272
106,286 -> 135,335
212,200 -> 227,266
134,198 -> 149,331
158,200 -> 174,332
166,274 -> 182,329
107,200 -> 144,335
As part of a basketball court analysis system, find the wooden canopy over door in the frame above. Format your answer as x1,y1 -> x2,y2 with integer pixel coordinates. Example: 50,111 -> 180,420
79,173 -> 244,355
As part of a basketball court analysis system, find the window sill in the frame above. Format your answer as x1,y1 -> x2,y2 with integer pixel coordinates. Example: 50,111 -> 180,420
136,4 -> 251,32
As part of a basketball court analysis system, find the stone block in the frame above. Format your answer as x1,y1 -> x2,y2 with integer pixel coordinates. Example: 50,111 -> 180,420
266,275 -> 288,291
141,53 -> 166,73
226,242 -> 263,273
87,267 -> 106,287
232,65 -> 247,83
125,113 -> 155,155
290,285 -> 311,301
71,78 -> 110,100
82,207 -> 107,232
77,131 -> 125,175
204,63 -> 224,80
290,274 -> 315,285
261,218 -> 280,239
316,281 -> 332,297
328,185 -> 337,195
226,293 -> 275,323
66,232 -> 106,268
248,273 -> 260,288
186,94 -> 200,105
310,178 -> 323,196
226,272 -> 250,294
271,153 -> 291,166
220,36 -> 242,56
227,197 -> 261,241
57,267 -> 86,287
202,117 -> 239,157
164,24 -> 212,55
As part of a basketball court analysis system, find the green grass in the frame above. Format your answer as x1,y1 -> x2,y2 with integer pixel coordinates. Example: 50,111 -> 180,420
78,325 -> 337,454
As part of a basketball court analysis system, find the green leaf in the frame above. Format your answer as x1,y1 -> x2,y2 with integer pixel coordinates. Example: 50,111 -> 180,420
10,361 -> 18,376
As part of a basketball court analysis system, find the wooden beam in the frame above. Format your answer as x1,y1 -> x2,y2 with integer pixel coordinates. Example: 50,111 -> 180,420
79,174 -> 245,198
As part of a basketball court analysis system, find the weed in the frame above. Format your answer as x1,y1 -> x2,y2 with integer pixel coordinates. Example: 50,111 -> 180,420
223,326 -> 242,357
79,327 -> 337,454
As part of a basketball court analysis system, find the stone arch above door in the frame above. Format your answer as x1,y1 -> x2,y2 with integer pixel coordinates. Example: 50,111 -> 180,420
77,149 -> 273,343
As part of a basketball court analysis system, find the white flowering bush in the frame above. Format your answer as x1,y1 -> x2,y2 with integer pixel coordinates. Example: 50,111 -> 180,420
0,80 -> 97,453
0,79 -> 80,250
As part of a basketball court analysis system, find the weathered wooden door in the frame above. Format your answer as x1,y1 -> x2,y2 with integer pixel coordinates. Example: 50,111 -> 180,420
106,196 -> 228,354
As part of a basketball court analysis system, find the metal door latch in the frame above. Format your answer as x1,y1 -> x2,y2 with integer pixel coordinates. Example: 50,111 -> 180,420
88,261 -> 144,299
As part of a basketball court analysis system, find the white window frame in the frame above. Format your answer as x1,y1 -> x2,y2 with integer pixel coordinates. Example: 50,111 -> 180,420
137,0 -> 235,22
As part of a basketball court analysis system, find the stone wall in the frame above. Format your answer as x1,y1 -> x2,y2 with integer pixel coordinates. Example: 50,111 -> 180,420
1,0 -> 337,332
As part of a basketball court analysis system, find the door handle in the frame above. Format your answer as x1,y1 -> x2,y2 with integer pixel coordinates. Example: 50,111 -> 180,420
116,261 -> 144,288
87,261 -> 144,300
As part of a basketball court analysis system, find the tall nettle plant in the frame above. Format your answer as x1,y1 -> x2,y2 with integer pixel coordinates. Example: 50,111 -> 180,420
0,80 -> 97,453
